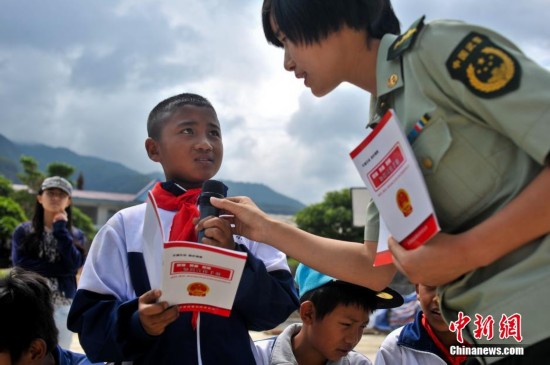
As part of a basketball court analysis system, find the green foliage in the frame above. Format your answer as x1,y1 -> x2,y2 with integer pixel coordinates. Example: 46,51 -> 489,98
0,215 -> 22,246
12,189 -> 37,221
72,206 -> 97,244
0,175 -> 15,197
16,155 -> 45,193
46,162 -> 75,181
0,196 -> 27,266
295,189 -> 364,243
0,197 -> 27,230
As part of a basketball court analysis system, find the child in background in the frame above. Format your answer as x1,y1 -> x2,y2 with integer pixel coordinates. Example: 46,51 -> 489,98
254,263 -> 404,365
375,284 -> 468,365
12,176 -> 86,349
0,267 -> 100,365
68,93 -> 299,365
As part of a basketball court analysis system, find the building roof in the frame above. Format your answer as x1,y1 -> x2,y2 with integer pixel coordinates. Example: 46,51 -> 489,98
12,181 -> 157,205
71,189 -> 138,203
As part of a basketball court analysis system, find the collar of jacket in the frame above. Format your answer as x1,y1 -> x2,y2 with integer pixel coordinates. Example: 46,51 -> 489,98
397,310 -> 447,359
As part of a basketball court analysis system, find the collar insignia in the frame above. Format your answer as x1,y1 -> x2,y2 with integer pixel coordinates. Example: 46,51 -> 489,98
387,16 -> 425,61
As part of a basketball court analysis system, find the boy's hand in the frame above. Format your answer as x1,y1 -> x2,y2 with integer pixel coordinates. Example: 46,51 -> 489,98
138,289 -> 179,336
195,216 -> 236,250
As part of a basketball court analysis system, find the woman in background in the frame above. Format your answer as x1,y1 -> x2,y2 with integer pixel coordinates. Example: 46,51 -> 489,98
11,176 -> 86,349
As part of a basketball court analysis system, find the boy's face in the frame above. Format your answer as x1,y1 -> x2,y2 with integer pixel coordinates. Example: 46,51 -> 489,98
307,303 -> 368,361
147,105 -> 223,187
417,284 -> 448,333
270,16 -> 344,97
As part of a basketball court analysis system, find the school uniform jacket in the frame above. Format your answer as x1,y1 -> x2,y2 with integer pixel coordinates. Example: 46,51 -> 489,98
67,203 -> 299,365
55,345 -> 102,365
375,311 -> 451,365
253,323 -> 372,365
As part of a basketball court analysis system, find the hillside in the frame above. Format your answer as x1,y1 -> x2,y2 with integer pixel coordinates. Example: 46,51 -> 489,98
0,134 -> 305,215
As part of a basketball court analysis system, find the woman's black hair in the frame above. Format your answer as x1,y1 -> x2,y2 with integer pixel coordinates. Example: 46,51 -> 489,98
262,0 -> 400,48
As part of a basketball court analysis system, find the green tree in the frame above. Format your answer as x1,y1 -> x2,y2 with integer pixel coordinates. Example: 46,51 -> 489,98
46,162 -> 75,181
294,189 -> 364,243
0,175 -> 15,197
0,196 -> 27,267
72,207 -> 97,245
12,189 -> 36,221
16,155 -> 45,193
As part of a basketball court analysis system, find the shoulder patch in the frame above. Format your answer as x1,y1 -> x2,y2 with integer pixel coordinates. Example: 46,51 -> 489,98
446,32 -> 521,98
387,16 -> 425,61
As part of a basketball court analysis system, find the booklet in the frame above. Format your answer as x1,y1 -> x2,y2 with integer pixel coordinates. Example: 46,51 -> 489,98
350,109 -> 440,266
142,191 -> 247,317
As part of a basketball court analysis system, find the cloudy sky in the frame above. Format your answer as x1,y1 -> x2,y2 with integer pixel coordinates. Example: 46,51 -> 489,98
1,0 -> 549,205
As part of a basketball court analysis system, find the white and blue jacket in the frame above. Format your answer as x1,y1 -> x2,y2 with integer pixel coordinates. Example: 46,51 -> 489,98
254,323 -> 373,365
68,203 -> 299,365
375,311 -> 451,365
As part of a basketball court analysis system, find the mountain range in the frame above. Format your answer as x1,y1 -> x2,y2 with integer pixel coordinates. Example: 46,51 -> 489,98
0,133 -> 305,214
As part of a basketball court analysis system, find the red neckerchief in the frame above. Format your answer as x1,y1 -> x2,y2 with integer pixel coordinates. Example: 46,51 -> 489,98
151,182 -> 201,241
151,182 -> 202,329
421,313 -> 468,365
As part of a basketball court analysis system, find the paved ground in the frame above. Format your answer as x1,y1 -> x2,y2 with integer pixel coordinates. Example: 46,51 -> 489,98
69,328 -> 387,362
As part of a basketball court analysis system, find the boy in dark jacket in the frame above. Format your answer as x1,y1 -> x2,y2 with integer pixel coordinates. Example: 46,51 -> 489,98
0,267 -> 100,365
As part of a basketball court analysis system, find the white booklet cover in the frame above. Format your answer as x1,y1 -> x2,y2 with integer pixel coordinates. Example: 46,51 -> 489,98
350,109 -> 440,266
143,191 -> 247,317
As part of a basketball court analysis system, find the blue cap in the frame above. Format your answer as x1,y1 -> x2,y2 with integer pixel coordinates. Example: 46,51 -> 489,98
295,263 -> 335,298
295,263 -> 404,309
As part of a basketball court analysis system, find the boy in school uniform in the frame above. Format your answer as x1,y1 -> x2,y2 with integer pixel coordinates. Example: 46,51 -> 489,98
67,93 -> 299,365
375,284 -> 468,365
254,263 -> 404,365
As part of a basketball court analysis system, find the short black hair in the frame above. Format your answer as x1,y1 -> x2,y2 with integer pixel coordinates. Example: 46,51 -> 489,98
147,92 -> 217,139
300,280 -> 377,320
0,268 -> 58,362
262,0 -> 400,48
